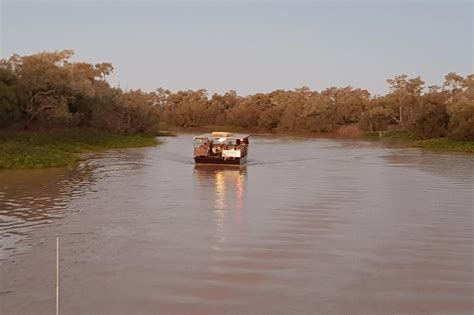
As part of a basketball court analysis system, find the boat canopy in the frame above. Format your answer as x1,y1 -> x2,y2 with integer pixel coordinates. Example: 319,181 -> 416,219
193,132 -> 249,141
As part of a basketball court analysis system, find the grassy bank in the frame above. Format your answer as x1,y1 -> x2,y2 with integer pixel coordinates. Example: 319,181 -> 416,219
363,131 -> 474,153
413,138 -> 474,153
0,129 -> 159,169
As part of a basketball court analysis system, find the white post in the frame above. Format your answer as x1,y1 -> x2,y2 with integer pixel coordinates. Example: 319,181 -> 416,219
56,236 -> 59,315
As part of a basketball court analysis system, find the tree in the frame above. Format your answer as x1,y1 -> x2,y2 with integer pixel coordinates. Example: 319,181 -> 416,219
227,93 -> 270,128
4,50 -> 113,124
115,90 -> 160,133
448,98 -> 474,140
409,91 -> 450,139
359,97 -> 393,132
386,75 -> 425,127
303,92 -> 339,132
321,86 -> 370,124
0,67 -> 20,127
278,88 -> 310,130
443,72 -> 464,94
447,74 -> 474,140
165,89 -> 211,127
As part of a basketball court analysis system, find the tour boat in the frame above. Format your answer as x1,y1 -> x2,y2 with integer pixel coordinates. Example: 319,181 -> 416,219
193,132 -> 249,165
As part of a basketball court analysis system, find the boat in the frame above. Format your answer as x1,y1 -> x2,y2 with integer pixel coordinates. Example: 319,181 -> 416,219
193,132 -> 249,165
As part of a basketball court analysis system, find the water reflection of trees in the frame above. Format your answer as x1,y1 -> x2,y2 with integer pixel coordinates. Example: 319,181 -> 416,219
0,149 -> 148,262
0,150 -> 149,228
0,166 -> 94,225
0,165 -> 94,262
0,166 -> 95,263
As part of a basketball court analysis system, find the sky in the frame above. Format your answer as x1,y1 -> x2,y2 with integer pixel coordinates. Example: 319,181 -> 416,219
1,0 -> 472,96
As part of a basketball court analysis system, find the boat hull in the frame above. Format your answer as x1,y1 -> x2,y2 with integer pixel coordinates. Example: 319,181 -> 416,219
194,155 -> 247,165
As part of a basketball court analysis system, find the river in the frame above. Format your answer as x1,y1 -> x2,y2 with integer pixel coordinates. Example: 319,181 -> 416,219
0,134 -> 473,314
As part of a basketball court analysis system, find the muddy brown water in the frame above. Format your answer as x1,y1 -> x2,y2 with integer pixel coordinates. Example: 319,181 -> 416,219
0,134 -> 473,315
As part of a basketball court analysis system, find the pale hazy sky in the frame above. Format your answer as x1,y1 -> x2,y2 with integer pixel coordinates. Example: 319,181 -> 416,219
1,1 -> 472,96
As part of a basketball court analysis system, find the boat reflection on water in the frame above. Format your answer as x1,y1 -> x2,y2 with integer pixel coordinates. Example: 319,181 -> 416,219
193,165 -> 247,243
193,165 -> 247,210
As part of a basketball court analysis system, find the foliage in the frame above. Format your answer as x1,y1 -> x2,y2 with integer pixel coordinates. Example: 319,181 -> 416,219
0,50 -> 159,133
448,99 -> 474,140
0,67 -> 20,126
408,90 -> 450,139
0,50 -> 472,143
155,73 -> 471,142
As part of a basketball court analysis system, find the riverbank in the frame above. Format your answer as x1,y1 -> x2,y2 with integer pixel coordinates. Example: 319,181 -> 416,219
172,125 -> 474,153
413,138 -> 474,153
0,129 -> 160,169
2,128 -> 472,170
363,131 -> 474,153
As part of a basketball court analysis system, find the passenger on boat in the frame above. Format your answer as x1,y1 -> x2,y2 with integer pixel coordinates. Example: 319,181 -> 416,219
212,145 -> 221,155
202,142 -> 210,155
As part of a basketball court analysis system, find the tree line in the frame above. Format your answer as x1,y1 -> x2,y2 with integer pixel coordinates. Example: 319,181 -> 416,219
1,50 -> 472,140
0,50 -> 160,133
